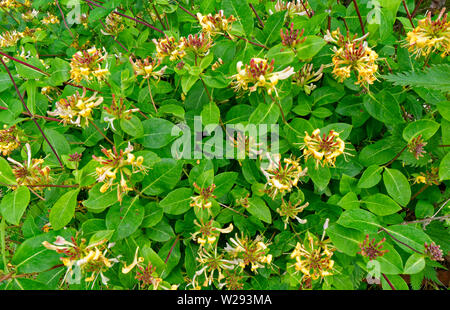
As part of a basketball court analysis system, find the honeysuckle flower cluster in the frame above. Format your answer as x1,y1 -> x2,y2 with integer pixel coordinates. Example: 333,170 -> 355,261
42,236 -> 118,286
261,153 -> 307,199
424,242 -> 444,261
69,46 -> 110,83
153,36 -> 186,61
197,10 -> 236,37
230,58 -> 295,97
92,143 -> 147,202
301,129 -> 346,168
21,8 -> 39,21
191,219 -> 233,247
190,182 -> 216,211
405,8 -> 449,58
414,167 -> 440,186
102,95 -> 139,131
192,245 -> 235,288
292,63 -> 324,95
408,135 -> 428,160
289,233 -> 335,281
224,234 -> 272,273
277,198 -> 309,229
41,12 -> 59,25
229,131 -> 264,159
357,235 -> 388,261
41,85 -> 61,101
129,56 -> 167,80
326,29 -> 379,86
273,0 -> 311,19
280,23 -> 306,48
0,30 -> 23,47
7,143 -> 51,190
47,88 -> 103,127
0,125 -> 21,156
100,11 -> 125,37
181,33 -> 214,57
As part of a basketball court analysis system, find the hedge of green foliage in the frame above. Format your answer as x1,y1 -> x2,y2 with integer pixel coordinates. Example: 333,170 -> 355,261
0,0 -> 448,290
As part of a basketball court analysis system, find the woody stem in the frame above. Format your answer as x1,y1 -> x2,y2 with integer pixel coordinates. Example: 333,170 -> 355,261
384,145 -> 408,167
0,59 -> 64,169
352,0 -> 365,35
382,274 -> 396,290
55,0 -> 75,40
410,183 -> 430,201
249,3 -> 264,28
402,0 -> 415,28
88,119 -> 114,146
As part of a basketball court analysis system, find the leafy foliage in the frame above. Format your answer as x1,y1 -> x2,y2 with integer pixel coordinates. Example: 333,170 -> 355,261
0,0 -> 448,291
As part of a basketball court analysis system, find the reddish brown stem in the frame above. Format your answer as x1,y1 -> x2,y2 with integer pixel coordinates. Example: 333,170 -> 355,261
0,182 -> 79,188
55,0 -> 75,40
384,145 -> 407,167
0,59 -> 64,169
176,3 -> 197,19
402,0 -> 415,28
411,183 -> 430,201
152,4 -> 167,31
352,0 -> 365,35
164,236 -> 180,264
411,0 -> 424,18
82,0 -> 164,34
382,274 -> 396,290
249,3 -> 264,28
88,119 -> 114,146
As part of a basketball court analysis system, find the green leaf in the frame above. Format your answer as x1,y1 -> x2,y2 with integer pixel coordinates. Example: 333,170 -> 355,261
326,224 -> 364,256
106,197 -> 145,241
140,118 -> 176,149
49,189 -> 79,231
377,242 -> 404,275
201,101 -> 220,126
222,0 -> 254,36
296,36 -> 326,60
439,152 -> 450,181
364,193 -> 402,216
383,168 -> 411,206
402,120 -> 440,142
437,101 -> 450,121
0,186 -> 30,225
142,159 -> 183,196
47,58 -> 70,86
404,253 -> 426,274
160,188 -> 193,215
306,159 -> 330,191
0,157 -> 16,184
359,137 -> 400,167
337,209 -> 382,233
382,224 -> 432,254
337,192 -> 360,210
263,11 -> 285,45
248,102 -> 279,125
120,115 -> 144,138
146,220 -> 175,242
42,129 -> 70,163
247,197 -> 272,224
363,91 -> 404,125
357,165 -> 383,188
12,230 -> 74,273
83,183 -> 118,213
